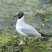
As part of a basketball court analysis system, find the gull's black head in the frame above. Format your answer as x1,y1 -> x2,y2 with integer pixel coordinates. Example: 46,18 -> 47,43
14,12 -> 24,19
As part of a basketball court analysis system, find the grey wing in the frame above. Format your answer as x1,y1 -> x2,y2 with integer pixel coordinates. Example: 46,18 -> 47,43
20,23 -> 41,36
21,28 -> 35,36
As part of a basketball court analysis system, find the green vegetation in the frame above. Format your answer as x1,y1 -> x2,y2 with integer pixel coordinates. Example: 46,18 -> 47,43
0,33 -> 50,52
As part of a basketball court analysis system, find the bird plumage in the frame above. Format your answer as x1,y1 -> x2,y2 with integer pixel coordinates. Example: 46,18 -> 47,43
16,16 -> 41,37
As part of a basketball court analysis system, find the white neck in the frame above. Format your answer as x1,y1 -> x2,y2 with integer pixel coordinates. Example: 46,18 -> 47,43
18,16 -> 24,22
16,16 -> 25,25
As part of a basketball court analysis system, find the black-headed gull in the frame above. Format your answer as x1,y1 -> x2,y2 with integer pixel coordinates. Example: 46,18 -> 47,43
14,12 -> 41,37
14,12 -> 43,45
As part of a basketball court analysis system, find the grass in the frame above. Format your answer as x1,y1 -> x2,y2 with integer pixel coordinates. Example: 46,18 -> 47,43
0,32 -> 51,52
0,29 -> 52,52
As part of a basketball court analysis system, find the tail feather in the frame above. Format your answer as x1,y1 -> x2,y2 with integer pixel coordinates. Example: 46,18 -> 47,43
39,32 -> 52,37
